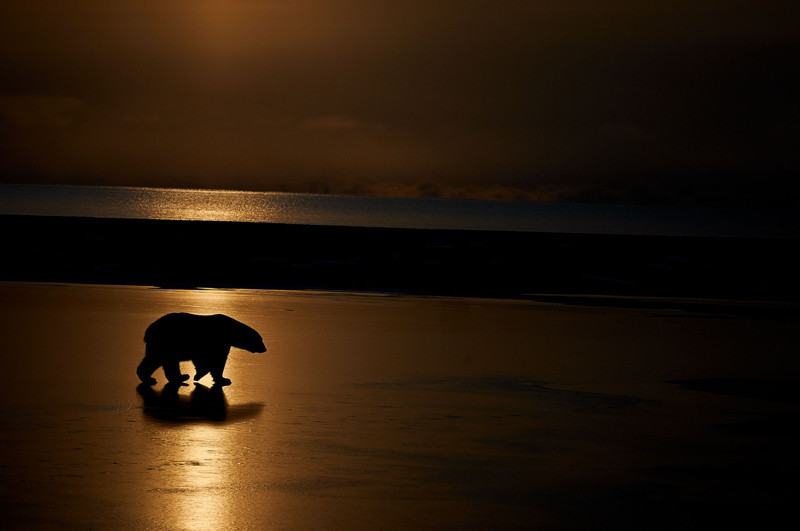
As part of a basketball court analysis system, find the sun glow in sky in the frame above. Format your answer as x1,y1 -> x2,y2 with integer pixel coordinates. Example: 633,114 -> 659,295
1,1 -> 799,207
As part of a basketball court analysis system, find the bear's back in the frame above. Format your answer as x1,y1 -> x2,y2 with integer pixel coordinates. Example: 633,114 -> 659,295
144,313 -> 228,345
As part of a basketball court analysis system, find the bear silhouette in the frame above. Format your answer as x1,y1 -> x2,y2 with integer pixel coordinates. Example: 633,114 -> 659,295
137,312 -> 266,387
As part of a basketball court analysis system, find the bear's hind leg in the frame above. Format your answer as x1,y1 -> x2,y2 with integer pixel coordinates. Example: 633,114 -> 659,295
137,356 -> 159,386
163,360 -> 190,384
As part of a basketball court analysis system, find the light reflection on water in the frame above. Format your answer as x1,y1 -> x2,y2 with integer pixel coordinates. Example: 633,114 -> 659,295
3,182 -> 797,237
173,423 -> 230,529
136,284 -> 273,528
162,287 -> 254,315
137,287 -> 268,530
111,187 -> 292,224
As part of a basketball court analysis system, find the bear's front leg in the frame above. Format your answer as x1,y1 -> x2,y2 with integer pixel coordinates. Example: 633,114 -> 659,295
210,351 -> 231,386
163,360 -> 190,384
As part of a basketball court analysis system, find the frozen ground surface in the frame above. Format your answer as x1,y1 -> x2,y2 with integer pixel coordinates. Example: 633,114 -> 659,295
1,283 -> 799,529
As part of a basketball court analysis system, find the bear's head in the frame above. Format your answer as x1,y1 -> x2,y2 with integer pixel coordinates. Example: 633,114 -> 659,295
230,321 -> 267,353
212,314 -> 267,353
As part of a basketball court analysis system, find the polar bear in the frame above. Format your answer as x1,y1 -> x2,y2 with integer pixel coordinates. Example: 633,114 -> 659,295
137,313 -> 266,387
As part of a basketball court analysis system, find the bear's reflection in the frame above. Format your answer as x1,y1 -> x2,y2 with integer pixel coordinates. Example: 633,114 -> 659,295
137,382 -> 262,422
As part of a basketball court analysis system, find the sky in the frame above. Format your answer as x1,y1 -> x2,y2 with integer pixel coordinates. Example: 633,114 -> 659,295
1,1 -> 798,207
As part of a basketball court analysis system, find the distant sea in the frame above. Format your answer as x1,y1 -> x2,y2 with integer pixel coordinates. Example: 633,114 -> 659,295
1,183 -> 797,238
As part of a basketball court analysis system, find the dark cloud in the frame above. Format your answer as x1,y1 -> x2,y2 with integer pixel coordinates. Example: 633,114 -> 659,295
1,1 -> 799,207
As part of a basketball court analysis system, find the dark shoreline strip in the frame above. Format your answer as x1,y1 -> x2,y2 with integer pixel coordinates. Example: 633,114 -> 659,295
3,214 -> 799,301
